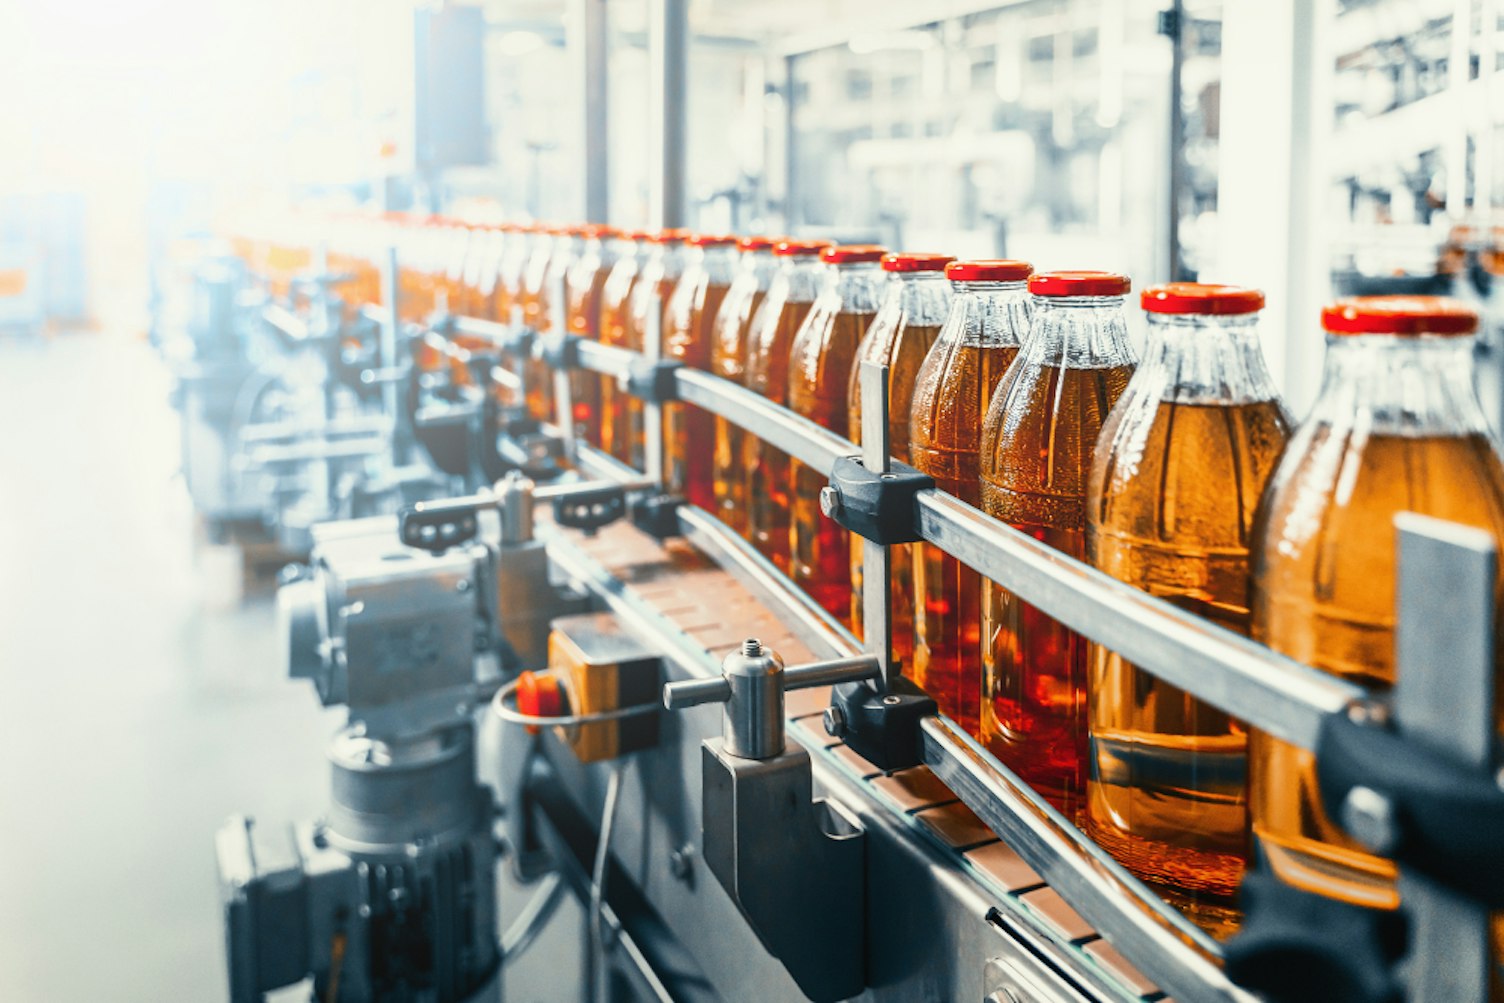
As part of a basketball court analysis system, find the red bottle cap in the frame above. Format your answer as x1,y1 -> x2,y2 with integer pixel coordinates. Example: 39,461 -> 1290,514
576,223 -> 620,241
516,671 -> 566,735
736,236 -> 779,251
1029,270 -> 1131,297
881,252 -> 954,273
650,228 -> 691,244
821,244 -> 888,265
623,229 -> 655,241
1321,296 -> 1478,335
688,233 -> 739,247
946,259 -> 1033,283
773,239 -> 834,257
1142,283 -> 1265,315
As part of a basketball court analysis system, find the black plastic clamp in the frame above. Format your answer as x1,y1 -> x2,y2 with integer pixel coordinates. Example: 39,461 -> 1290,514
1314,712 -> 1504,906
823,456 -> 933,545
625,358 -> 681,403
826,678 -> 936,772
552,485 -> 627,535
398,499 -> 483,552
629,493 -> 684,540
538,332 -> 581,370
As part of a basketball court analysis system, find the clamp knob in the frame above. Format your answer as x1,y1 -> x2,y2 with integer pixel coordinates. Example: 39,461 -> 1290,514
663,641 -> 879,761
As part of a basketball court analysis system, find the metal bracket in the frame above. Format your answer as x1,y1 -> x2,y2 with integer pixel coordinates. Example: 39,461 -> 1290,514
625,357 -> 682,403
662,642 -> 877,1001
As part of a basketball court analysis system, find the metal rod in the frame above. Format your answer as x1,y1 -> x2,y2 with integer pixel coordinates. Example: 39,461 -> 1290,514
919,717 -> 1246,1002
783,655 -> 880,691
576,340 -> 636,383
574,0 -> 610,223
1393,514 -> 1497,1000
646,0 -> 688,229
1166,0 -> 1187,280
915,490 -> 1362,750
643,291 -> 666,487
262,303 -> 310,341
454,314 -> 513,344
857,362 -> 896,689
674,368 -> 853,476
549,271 -> 577,463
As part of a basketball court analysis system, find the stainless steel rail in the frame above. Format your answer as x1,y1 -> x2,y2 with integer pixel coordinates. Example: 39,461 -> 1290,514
453,315 -> 514,344
262,303 -> 311,341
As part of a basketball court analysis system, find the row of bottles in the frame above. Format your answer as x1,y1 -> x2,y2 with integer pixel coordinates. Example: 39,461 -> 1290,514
228,212 -> 1504,951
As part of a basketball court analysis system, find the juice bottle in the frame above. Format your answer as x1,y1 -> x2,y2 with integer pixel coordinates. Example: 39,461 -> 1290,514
493,223 -> 531,323
459,223 -> 500,318
442,222 -> 475,314
1086,283 -> 1291,938
599,230 -> 649,466
847,252 -> 955,662
711,236 -> 779,535
525,225 -> 582,422
789,245 -> 888,628
744,239 -> 832,570
1249,296 -> 1504,910
663,235 -> 738,509
565,224 -> 619,446
910,260 -> 1033,735
627,229 -> 691,464
980,270 -> 1137,820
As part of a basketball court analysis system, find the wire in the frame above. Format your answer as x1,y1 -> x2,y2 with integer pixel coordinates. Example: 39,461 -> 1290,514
588,761 -> 626,1003
491,673 -> 661,729
499,871 -> 566,963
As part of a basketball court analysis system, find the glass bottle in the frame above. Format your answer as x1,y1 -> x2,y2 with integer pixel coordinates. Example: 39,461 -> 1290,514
565,224 -> 619,447
980,270 -> 1138,820
847,252 -> 955,661
494,223 -> 532,324
599,230 -> 649,466
744,239 -> 831,571
627,229 -> 691,463
789,244 -> 888,628
711,236 -> 779,535
464,223 -> 506,321
1250,296 -> 1504,910
910,260 -> 1033,736
663,235 -> 738,510
1086,283 -> 1291,938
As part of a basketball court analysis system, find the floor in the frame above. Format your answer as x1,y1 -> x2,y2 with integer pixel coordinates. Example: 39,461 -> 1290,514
0,334 -> 580,1002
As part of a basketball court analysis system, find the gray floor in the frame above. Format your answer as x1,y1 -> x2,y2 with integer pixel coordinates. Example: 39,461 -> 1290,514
0,335 -> 582,1003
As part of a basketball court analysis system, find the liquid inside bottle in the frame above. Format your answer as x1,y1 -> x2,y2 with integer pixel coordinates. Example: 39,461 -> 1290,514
565,225 -> 618,446
1086,284 -> 1291,938
910,260 -> 1033,736
711,237 -> 777,536
626,231 -> 689,469
599,232 -> 647,466
980,271 -> 1137,820
663,235 -> 736,510
847,252 -> 954,665
744,239 -> 831,572
1250,296 -> 1504,911
788,245 -> 887,628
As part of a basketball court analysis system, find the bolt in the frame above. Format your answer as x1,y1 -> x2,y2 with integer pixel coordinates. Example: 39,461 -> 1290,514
1342,785 -> 1400,855
882,695 -> 901,706
456,578 -> 471,593
819,486 -> 841,518
823,706 -> 846,736
669,843 -> 696,881
1347,699 -> 1391,728
742,638 -> 763,657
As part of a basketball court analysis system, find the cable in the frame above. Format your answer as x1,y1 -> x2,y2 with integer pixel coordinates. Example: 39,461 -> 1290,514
588,761 -> 626,1003
499,871 -> 566,964
491,673 -> 661,729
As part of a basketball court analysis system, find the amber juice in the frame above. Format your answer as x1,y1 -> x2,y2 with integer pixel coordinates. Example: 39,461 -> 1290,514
712,268 -> 769,536
1088,388 -> 1289,936
1251,428 -> 1504,908
790,309 -> 876,627
565,252 -> 611,446
982,362 -> 1134,819
745,293 -> 817,572
598,246 -> 642,466
664,278 -> 730,511
911,341 -> 1019,734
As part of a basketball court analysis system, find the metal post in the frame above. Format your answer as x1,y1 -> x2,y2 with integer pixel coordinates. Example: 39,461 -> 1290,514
572,0 -> 610,223
549,271 -> 576,463
647,0 -> 688,229
1164,0 -> 1187,281
857,362 -> 897,690
644,291 -> 665,486
380,245 -> 404,462
1392,513 -> 1496,1000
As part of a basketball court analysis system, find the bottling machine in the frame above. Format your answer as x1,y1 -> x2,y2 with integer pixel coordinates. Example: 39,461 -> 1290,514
215,262 -> 1504,1003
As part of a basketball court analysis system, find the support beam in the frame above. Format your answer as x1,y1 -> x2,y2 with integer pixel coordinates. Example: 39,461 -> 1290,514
571,0 -> 610,222
647,0 -> 689,229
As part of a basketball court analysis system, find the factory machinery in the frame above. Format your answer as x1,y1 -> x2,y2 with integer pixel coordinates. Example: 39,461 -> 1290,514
208,244 -> 1504,1003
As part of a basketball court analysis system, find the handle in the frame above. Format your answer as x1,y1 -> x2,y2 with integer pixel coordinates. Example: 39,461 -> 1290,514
399,493 -> 493,551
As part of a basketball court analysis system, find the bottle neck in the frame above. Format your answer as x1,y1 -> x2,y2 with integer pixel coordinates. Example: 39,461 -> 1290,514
1311,334 -> 1490,436
883,271 -> 952,327
694,246 -> 739,285
820,261 -> 885,313
774,256 -> 825,302
1134,312 -> 1281,405
941,280 -> 1031,348
738,249 -> 776,285
1021,295 -> 1135,369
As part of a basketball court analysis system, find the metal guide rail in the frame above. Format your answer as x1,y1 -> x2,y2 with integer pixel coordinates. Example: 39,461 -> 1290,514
413,271 -> 1499,1003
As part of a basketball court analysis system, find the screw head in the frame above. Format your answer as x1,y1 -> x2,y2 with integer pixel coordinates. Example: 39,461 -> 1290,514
882,695 -> 901,706
669,843 -> 696,880
1347,699 -> 1391,728
823,706 -> 846,737
819,486 -> 841,518
1342,785 -> 1400,855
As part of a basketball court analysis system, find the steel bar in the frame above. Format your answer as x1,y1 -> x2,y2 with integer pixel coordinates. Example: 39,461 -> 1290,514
454,315 -> 514,344
857,362 -> 896,689
915,490 -> 1362,750
262,303 -> 310,341
920,717 -> 1248,1002
576,341 -> 635,382
674,369 -> 853,476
